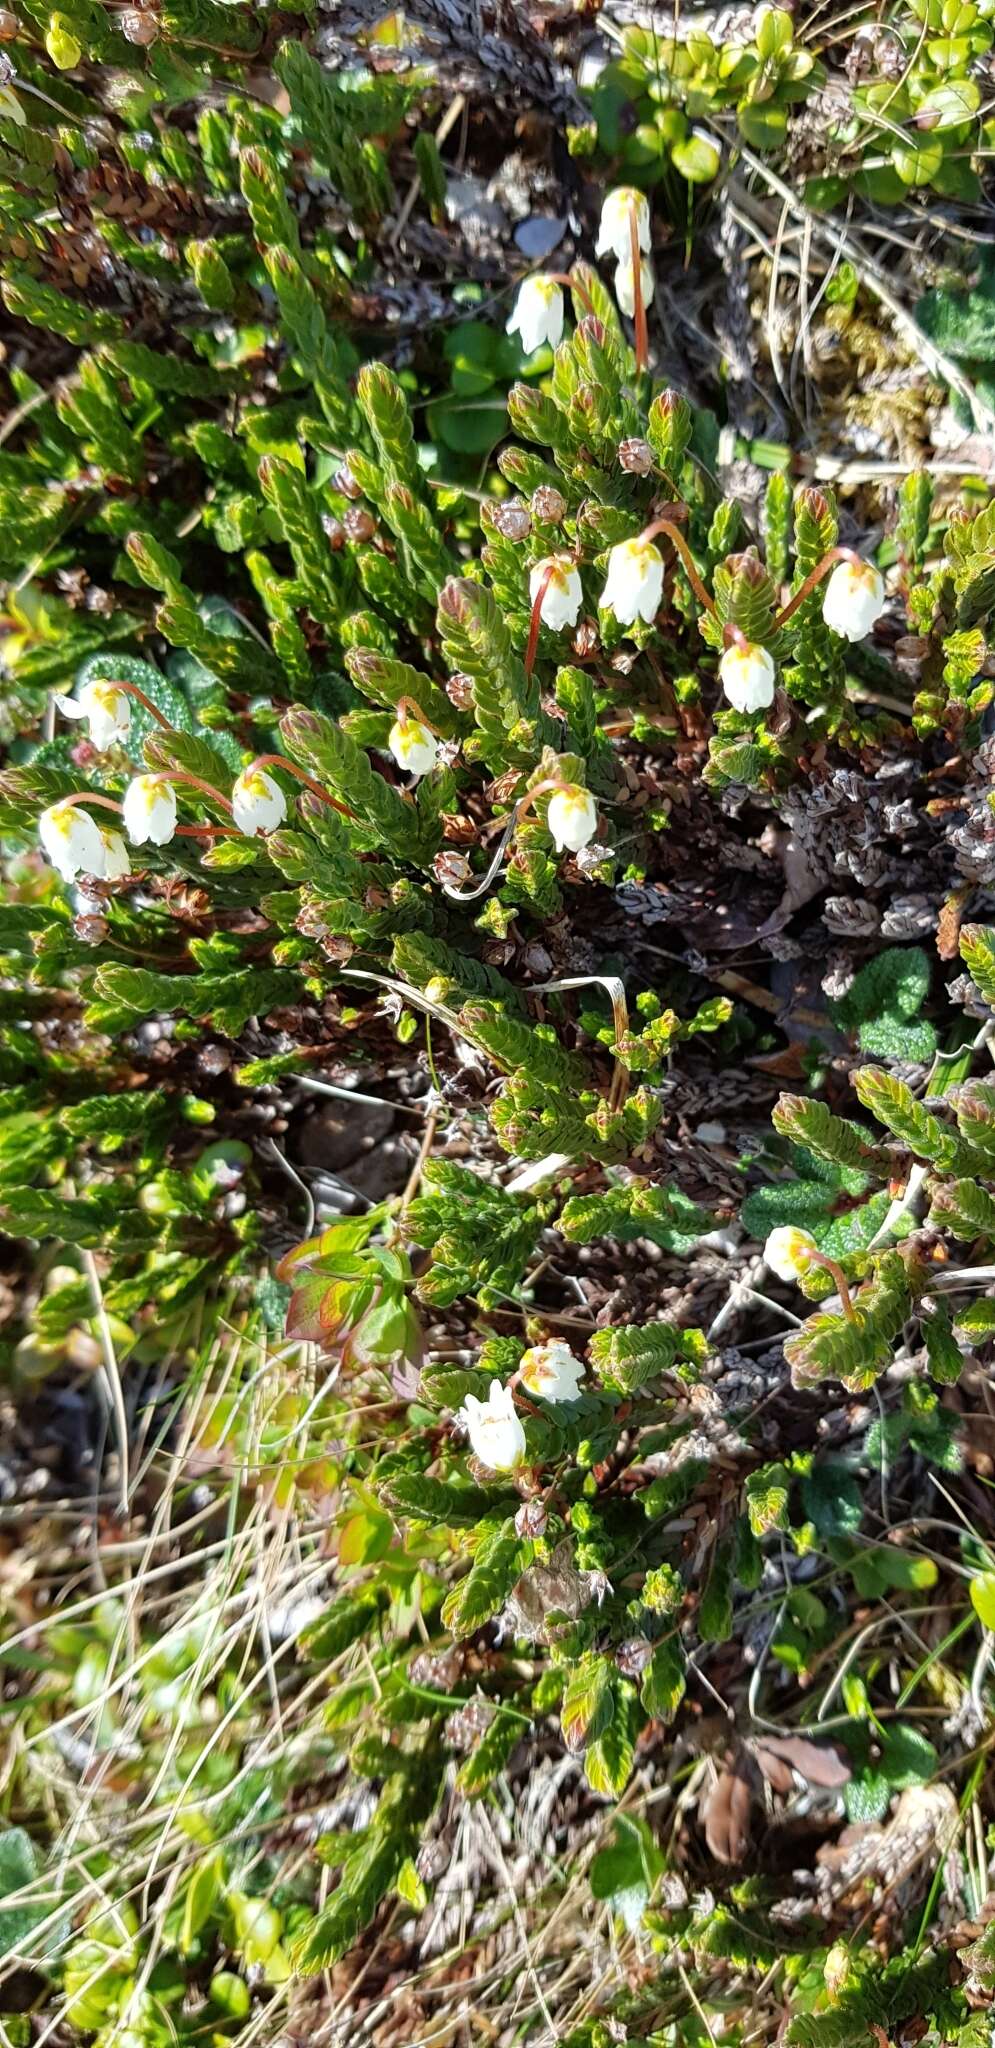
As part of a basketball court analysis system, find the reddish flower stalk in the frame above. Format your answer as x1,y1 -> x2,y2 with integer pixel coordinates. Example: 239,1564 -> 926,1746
246,753 -> 356,822
772,545 -> 862,633
108,679 -> 175,732
640,515 -> 717,618
58,792 -> 124,816
545,271 -> 598,319
807,1248 -> 857,1323
160,769 -> 235,814
56,789 -> 237,840
524,562 -> 557,677
395,696 -> 438,734
628,200 -> 648,374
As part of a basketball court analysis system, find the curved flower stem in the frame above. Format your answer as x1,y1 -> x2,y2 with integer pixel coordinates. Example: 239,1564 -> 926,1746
395,696 -> 440,735
640,514 -> 717,618
439,778 -> 570,903
525,562 -> 556,678
58,792 -> 124,816
159,769 -> 234,815
772,545 -> 860,633
628,200 -> 648,374
807,1248 -> 857,1324
244,753 -> 356,822
108,680 -> 175,732
545,271 -> 598,319
54,790 -> 238,842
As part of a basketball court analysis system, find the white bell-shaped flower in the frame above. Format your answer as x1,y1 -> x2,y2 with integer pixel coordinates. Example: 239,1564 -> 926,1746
600,536 -> 664,627
596,186 -> 650,264
614,255 -> 655,319
388,716 -> 438,778
38,801 -> 106,883
122,774 -> 177,847
507,275 -> 564,356
519,1340 -> 585,1404
821,558 -> 886,643
530,555 -> 583,631
719,640 -> 776,713
458,1380 -> 527,1471
54,679 -> 131,749
97,828 -> 131,881
232,766 -> 287,838
546,783 -> 598,854
764,1226 -> 817,1283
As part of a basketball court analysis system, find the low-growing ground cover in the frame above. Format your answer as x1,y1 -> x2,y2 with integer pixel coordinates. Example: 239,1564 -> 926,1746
2,6 -> 995,2046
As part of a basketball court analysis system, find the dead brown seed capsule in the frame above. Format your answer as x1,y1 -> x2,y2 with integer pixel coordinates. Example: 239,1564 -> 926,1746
333,464 -> 362,501
120,8 -> 159,43
343,507 -> 375,543
446,671 -> 475,710
532,485 -> 566,524
618,437 -> 654,474
491,499 -> 531,541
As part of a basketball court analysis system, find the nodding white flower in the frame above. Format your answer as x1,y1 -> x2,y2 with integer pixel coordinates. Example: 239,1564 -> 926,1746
719,640 -> 776,713
388,716 -> 438,778
614,255 -> 655,319
530,555 -> 583,631
507,275 -> 564,356
232,766 -> 287,837
821,558 -> 886,643
122,774 -> 177,847
38,801 -> 106,883
764,1226 -> 818,1283
54,679 -> 131,749
600,535 -> 664,627
520,1340 -> 586,1404
596,186 -> 651,264
458,1380 -> 527,1471
546,783 -> 598,854
97,828 -> 131,881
